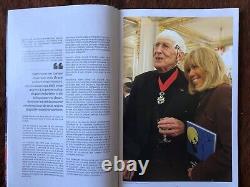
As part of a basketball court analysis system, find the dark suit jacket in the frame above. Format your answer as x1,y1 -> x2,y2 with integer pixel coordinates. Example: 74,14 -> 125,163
123,69 -> 198,180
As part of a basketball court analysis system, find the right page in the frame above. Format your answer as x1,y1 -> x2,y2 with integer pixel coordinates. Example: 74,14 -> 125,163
121,8 -> 238,187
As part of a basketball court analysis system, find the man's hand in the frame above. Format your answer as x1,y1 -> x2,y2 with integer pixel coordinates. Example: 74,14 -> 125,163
157,117 -> 185,137
187,167 -> 193,179
123,160 -> 135,181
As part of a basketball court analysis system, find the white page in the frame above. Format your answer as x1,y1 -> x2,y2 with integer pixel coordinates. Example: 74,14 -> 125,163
121,8 -> 238,187
7,5 -> 120,187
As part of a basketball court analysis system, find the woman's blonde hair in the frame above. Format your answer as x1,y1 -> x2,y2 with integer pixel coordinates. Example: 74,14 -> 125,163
184,47 -> 230,94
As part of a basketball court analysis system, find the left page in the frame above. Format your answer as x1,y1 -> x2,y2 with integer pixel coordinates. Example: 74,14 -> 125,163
7,5 -> 120,187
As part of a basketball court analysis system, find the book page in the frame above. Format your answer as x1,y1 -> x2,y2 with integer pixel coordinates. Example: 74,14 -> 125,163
7,5 -> 119,187
121,8 -> 238,187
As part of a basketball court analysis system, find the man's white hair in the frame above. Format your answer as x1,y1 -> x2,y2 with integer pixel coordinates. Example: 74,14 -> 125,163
156,29 -> 187,53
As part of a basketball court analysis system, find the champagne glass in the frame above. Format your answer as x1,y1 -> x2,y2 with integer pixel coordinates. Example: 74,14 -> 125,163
157,118 -> 172,144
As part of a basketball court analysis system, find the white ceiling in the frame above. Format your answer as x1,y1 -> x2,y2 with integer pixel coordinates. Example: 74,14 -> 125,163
182,17 -> 233,42
123,17 -> 233,51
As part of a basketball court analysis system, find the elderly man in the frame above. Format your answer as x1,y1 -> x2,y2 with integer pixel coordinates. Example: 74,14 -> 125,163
123,30 -> 198,181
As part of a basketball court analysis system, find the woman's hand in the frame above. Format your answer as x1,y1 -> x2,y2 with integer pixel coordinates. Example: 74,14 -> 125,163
187,167 -> 193,179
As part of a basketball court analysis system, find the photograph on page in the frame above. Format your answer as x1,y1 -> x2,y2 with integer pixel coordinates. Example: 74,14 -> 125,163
121,9 -> 238,187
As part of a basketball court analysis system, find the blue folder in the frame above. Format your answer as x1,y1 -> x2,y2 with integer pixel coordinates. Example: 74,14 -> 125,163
186,121 -> 216,161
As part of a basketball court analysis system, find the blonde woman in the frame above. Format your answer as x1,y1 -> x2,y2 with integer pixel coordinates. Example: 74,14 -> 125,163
184,47 -> 232,181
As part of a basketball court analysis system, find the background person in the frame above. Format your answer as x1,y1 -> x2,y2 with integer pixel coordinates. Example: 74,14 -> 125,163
123,81 -> 133,114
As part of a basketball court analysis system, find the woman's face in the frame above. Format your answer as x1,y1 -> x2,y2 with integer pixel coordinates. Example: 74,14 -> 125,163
187,65 -> 206,89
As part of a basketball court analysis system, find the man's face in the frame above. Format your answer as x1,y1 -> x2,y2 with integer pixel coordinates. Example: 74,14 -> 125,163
153,38 -> 178,73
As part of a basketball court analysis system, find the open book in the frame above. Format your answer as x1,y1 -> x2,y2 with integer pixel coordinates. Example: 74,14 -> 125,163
6,5 -> 238,187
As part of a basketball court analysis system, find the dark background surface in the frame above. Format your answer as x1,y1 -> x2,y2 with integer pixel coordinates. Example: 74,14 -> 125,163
0,0 -> 249,187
